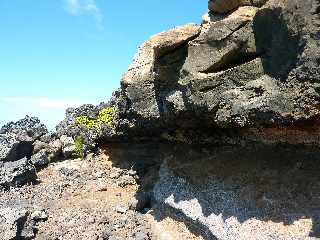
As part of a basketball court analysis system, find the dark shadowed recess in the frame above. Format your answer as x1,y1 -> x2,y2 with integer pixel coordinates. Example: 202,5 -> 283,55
253,7 -> 301,80
101,142 -> 320,239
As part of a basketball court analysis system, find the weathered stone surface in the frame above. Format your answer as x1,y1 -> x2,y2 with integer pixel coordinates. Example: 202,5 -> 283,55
3,1 -> 320,239
0,157 -> 37,188
183,7 -> 259,73
0,133 -> 33,163
122,24 -> 201,119
0,207 -> 48,240
31,149 -> 50,168
60,135 -> 77,158
208,0 -> 268,13
0,117 -> 49,188
56,1 -> 320,148
0,116 -> 48,163
153,145 -> 320,239
0,115 -> 48,142
47,139 -> 63,161
101,0 -> 320,144
56,102 -> 117,152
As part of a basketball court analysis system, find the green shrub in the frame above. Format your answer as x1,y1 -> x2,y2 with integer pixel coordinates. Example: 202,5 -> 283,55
75,116 -> 98,129
97,107 -> 115,125
74,136 -> 84,159
75,107 -> 115,129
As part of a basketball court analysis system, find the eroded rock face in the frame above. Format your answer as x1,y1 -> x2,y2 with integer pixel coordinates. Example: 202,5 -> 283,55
0,116 -> 48,163
0,116 -> 48,188
96,3 -> 319,238
122,24 -> 201,119
208,0 -> 268,13
153,144 -> 320,239
56,0 -> 320,148
0,157 -> 37,188
0,116 -> 48,142
106,0 -> 320,144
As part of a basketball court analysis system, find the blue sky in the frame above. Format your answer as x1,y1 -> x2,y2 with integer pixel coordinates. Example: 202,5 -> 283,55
0,0 -> 207,129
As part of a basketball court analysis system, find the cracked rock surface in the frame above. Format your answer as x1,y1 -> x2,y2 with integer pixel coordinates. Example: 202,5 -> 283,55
1,0 -> 320,239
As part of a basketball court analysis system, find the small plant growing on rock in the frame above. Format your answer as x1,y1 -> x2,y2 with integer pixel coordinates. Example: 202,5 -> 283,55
75,116 -> 98,129
75,107 -> 115,129
97,107 -> 115,125
74,136 -> 84,159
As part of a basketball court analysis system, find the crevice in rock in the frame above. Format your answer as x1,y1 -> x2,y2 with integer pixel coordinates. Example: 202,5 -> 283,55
154,31 -> 201,60
14,213 -> 28,240
199,82 -> 225,92
200,50 -> 263,74
219,21 -> 250,42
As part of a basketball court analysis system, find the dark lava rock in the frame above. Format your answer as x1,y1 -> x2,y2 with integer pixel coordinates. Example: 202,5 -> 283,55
208,0 -> 268,13
57,0 -> 320,147
0,134 -> 33,163
0,157 -> 37,188
0,116 -> 48,163
130,192 -> 153,212
31,149 -> 50,168
0,115 -> 48,141
0,116 -> 48,188
0,207 -> 48,240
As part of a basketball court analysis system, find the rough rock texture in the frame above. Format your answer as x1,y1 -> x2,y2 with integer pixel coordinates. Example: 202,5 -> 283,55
0,116 -> 48,141
95,1 -> 320,239
60,135 -> 77,158
2,0 -> 319,239
98,0 -> 319,145
122,23 -> 201,119
56,103 -> 118,152
208,0 -> 268,13
52,0 -> 320,148
31,149 -> 50,168
0,152 -> 154,240
0,116 -> 48,188
0,207 -> 48,239
0,157 -> 37,188
0,116 -> 48,162
52,0 -> 320,146
153,144 -> 320,240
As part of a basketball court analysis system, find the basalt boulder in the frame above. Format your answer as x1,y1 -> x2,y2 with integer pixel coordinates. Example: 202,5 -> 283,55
0,116 -> 48,188
0,157 -> 37,188
0,116 -> 48,163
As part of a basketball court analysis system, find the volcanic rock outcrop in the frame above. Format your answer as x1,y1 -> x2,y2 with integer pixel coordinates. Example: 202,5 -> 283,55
60,0 -> 320,148
56,0 -> 319,239
1,0 -> 320,239
0,116 -> 48,188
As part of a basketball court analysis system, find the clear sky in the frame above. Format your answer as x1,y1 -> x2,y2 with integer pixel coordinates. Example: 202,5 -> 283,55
0,0 -> 207,130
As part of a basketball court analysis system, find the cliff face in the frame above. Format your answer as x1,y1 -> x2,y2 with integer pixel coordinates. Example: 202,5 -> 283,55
117,0 -> 320,142
1,0 -> 320,239
56,0 -> 320,148
91,1 -> 320,239
55,2 -> 320,238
